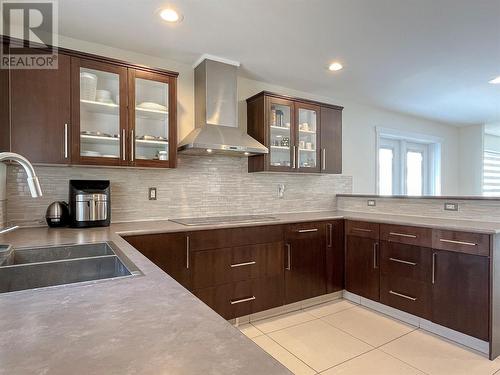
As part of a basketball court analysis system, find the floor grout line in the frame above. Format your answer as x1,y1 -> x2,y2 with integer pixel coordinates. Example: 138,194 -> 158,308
378,346 -> 431,375
263,331 -> 319,374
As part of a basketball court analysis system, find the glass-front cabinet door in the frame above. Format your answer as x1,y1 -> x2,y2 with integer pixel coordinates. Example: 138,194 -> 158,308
267,97 -> 295,171
129,69 -> 174,167
296,103 -> 321,172
72,58 -> 127,165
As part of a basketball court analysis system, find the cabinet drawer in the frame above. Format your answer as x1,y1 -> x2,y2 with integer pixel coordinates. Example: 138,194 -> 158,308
189,225 -> 283,251
380,224 -> 432,247
432,230 -> 490,256
286,222 -> 326,240
191,242 -> 283,289
380,241 -> 432,282
346,220 -> 379,240
380,275 -> 431,319
193,275 -> 284,320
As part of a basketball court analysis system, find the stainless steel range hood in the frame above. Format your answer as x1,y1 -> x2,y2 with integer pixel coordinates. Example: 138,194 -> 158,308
178,57 -> 268,156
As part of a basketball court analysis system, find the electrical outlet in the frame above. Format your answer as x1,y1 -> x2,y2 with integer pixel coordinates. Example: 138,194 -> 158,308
148,187 -> 157,200
277,184 -> 285,199
367,199 -> 376,207
444,202 -> 458,211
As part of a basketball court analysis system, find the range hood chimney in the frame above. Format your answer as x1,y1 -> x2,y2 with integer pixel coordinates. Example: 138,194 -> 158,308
178,56 -> 268,156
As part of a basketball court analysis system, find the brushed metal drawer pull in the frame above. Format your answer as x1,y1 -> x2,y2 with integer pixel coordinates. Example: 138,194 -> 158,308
389,257 -> 417,266
230,296 -> 256,305
373,242 -> 378,269
439,239 -> 477,246
186,235 -> 190,269
389,232 -> 417,239
432,252 -> 437,284
230,261 -> 256,268
352,228 -> 372,232
297,228 -> 318,233
286,243 -> 291,271
389,290 -> 417,301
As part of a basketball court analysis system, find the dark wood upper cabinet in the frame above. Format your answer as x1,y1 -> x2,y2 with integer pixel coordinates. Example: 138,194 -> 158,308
284,222 -> 327,304
3,39 -> 178,168
124,232 -> 191,289
246,91 -> 343,174
128,68 -> 177,168
345,235 -> 380,302
431,250 -> 489,341
9,52 -> 71,164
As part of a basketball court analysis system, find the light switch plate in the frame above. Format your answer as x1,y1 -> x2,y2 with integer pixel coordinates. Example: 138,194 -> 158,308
148,187 -> 157,200
367,199 -> 376,207
277,184 -> 285,199
444,202 -> 458,211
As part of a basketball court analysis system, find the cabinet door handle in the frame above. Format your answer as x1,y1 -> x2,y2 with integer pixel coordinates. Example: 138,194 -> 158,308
389,290 -> 417,301
230,261 -> 256,268
130,130 -> 135,161
439,238 -> 477,246
352,227 -> 372,233
292,146 -> 296,169
122,129 -> 126,161
389,257 -> 417,266
297,228 -> 318,233
186,235 -> 190,269
373,242 -> 378,269
286,243 -> 291,270
64,123 -> 69,159
432,252 -> 436,284
322,148 -> 326,170
230,296 -> 256,305
327,223 -> 333,247
389,232 -> 417,239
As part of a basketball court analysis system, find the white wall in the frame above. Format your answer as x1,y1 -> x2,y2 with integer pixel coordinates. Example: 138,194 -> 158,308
19,36 -> 462,196
458,125 -> 484,195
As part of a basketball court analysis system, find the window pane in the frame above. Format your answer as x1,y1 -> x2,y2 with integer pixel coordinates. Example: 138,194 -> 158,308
379,148 -> 393,195
407,151 -> 423,196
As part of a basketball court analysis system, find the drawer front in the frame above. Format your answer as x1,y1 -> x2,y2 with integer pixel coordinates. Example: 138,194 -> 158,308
191,242 -> 283,289
286,221 -> 326,241
432,229 -> 490,256
189,225 -> 283,251
380,224 -> 432,247
193,276 -> 284,320
380,241 -> 432,282
346,220 -> 380,240
380,275 -> 431,319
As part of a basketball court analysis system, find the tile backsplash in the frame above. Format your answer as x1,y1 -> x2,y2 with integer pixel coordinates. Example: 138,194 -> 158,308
337,196 -> 500,222
4,155 -> 352,227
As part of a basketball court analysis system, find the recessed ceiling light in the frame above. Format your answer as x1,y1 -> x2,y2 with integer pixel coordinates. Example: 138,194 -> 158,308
489,76 -> 500,84
160,8 -> 182,23
328,62 -> 343,71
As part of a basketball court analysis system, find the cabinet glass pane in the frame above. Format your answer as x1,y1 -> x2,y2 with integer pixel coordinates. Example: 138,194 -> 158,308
298,108 -> 317,168
80,67 -> 120,158
134,78 -> 169,161
269,103 -> 292,167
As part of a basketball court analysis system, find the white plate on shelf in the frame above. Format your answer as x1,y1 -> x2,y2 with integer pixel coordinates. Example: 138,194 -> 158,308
137,102 -> 167,111
81,151 -> 101,157
101,154 -> 118,158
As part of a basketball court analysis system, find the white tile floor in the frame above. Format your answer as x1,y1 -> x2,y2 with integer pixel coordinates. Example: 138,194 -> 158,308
237,299 -> 500,375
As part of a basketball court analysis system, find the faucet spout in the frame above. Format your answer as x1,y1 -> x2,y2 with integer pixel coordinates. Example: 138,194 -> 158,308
0,152 -> 43,198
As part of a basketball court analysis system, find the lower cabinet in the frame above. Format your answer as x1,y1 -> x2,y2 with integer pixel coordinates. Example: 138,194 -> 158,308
431,249 -> 489,341
345,235 -> 380,301
193,276 -> 284,320
124,232 -> 190,289
284,222 -> 327,304
379,241 -> 432,319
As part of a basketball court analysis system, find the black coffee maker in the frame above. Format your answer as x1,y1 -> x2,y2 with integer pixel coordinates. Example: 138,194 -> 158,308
69,180 -> 111,228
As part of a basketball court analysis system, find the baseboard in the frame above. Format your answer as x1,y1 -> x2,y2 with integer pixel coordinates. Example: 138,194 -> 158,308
344,291 -> 489,355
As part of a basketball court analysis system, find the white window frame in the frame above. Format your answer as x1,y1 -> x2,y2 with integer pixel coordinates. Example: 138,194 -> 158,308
376,127 -> 442,196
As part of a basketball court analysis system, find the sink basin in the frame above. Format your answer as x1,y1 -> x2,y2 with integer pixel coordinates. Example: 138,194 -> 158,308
0,242 -> 141,294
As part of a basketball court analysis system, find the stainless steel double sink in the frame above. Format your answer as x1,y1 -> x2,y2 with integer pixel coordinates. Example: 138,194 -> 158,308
0,242 -> 142,294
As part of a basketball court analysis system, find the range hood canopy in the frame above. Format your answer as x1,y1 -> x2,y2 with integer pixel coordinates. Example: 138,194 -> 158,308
178,56 -> 268,156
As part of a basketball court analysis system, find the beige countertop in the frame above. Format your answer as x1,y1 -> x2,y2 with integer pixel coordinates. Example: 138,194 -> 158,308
1,210 -> 499,375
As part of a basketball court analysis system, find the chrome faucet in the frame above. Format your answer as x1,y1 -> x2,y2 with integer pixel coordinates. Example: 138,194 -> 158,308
0,152 -> 43,234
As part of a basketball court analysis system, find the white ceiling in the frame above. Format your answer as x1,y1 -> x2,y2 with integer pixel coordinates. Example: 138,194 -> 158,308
58,0 -> 500,126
